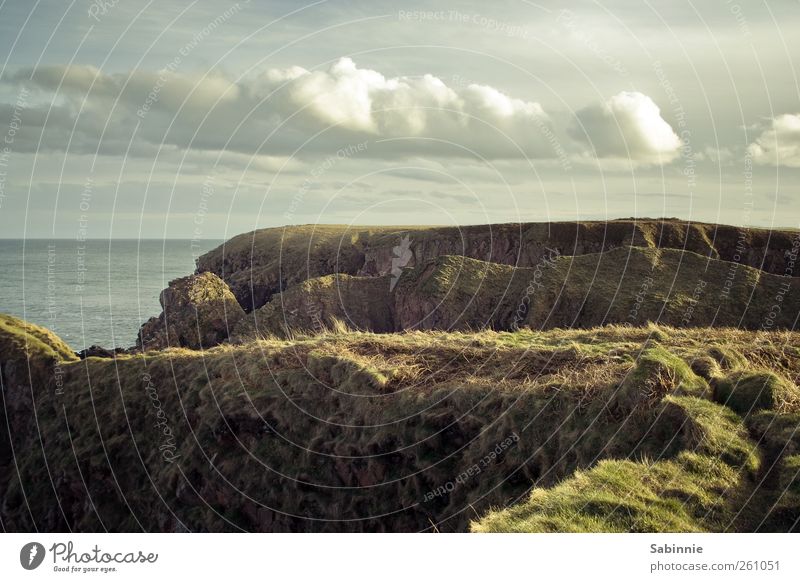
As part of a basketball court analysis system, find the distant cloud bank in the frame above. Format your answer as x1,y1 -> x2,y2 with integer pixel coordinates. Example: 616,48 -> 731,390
1,59 -> 692,167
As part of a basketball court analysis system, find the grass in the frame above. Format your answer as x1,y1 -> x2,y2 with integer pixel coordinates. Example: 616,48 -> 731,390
0,313 -> 77,362
232,273 -> 394,339
472,396 -> 760,532
613,345 -> 710,412
773,455 -> 800,525
2,315 -> 799,532
230,246 -> 800,339
715,371 -> 800,416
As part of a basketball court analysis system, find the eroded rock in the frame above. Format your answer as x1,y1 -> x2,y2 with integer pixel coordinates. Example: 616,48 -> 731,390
137,272 -> 244,350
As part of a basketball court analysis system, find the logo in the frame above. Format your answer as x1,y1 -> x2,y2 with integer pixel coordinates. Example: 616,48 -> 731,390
390,235 -> 413,291
20,542 -> 46,570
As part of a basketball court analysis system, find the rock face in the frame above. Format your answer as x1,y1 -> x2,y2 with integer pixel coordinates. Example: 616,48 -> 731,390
77,345 -> 125,359
131,218 -> 800,348
232,274 -> 394,339
137,272 -> 244,350
196,219 -> 800,314
232,246 -> 800,339
196,225 -> 371,312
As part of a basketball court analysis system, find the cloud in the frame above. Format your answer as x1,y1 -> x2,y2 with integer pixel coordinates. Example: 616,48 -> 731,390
747,114 -> 800,167
1,61 -> 685,168
1,59 -> 559,161
259,58 -> 556,158
569,91 -> 682,164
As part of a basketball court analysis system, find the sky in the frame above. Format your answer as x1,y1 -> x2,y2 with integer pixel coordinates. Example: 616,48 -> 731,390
0,0 -> 798,239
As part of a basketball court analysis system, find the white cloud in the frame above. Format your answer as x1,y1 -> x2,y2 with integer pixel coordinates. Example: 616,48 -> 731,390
2,59 -> 556,160
695,146 -> 735,164
747,114 -> 800,167
257,57 -> 555,157
2,61 -> 685,168
569,91 -> 682,164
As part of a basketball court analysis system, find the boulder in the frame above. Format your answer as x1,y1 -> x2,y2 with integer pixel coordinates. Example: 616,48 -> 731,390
137,272 -> 244,350
77,345 -> 125,359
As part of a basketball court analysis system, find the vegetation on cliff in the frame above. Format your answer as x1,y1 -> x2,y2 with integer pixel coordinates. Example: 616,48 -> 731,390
4,219 -> 799,532
229,246 -> 799,339
196,220 -> 800,314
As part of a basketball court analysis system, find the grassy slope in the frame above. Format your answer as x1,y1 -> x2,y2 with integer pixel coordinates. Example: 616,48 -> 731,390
2,316 -> 799,532
472,396 -> 761,532
234,273 -> 395,339
0,313 -> 77,362
0,314 -> 78,524
408,246 -> 799,330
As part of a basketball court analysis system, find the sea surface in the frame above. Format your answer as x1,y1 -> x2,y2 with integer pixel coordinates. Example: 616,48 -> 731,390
0,239 -> 222,351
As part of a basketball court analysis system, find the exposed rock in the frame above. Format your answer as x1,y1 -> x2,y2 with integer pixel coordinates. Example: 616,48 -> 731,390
137,272 -> 245,350
77,345 -> 125,359
196,225 -> 370,312
231,273 -> 394,339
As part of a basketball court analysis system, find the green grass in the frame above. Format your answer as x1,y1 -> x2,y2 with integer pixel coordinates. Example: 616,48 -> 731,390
613,345 -> 710,412
0,313 -> 77,361
715,371 -> 800,416
472,396 -> 760,533
2,316 -> 799,532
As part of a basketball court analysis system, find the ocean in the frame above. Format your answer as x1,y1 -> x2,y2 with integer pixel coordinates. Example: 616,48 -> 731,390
0,239 -> 223,351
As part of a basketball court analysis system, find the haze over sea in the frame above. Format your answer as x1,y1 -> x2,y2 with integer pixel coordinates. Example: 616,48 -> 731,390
0,239 -> 222,351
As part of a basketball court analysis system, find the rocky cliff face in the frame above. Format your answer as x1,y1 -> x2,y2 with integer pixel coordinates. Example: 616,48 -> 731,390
196,225 -> 374,312
137,272 -> 245,350
128,219 -> 800,350
231,246 -> 800,339
197,220 -> 800,317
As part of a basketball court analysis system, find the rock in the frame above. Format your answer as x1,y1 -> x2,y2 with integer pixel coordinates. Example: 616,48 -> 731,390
137,272 -> 245,350
77,345 -> 125,359
231,273 -> 394,340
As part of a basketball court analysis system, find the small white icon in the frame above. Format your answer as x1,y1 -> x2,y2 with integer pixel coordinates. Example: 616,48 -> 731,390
390,235 -> 413,291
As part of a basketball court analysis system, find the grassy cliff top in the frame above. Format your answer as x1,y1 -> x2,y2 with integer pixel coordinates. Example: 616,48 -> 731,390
3,315 -> 799,532
0,313 -> 77,362
194,218 -> 800,314
198,218 -> 795,266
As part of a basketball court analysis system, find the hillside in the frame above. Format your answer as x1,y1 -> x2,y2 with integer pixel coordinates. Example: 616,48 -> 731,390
2,314 -> 798,532
3,219 -> 799,533
196,220 -> 800,312
230,246 -> 799,339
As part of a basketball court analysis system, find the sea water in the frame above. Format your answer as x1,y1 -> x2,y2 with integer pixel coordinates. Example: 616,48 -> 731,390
0,239 -> 222,350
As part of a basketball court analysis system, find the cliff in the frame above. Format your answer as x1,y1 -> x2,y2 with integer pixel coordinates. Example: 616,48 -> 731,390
229,246 -> 799,339
196,219 -> 800,313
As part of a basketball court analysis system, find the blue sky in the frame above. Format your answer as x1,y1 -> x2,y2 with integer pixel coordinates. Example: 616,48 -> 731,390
0,0 -> 798,238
